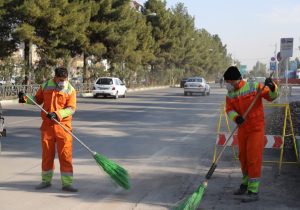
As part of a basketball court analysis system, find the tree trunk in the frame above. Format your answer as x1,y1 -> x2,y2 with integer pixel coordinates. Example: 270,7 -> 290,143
83,53 -> 91,84
24,40 -> 32,84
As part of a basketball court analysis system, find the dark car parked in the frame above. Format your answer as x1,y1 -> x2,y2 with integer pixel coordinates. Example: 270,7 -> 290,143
180,78 -> 188,88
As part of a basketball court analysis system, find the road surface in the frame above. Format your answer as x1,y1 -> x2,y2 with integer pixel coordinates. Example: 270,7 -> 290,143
0,87 -> 300,210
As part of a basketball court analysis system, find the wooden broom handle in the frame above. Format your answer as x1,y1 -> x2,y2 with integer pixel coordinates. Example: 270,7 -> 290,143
242,71 -> 274,119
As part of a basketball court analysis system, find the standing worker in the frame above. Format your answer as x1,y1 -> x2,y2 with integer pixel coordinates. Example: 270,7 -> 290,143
223,66 -> 278,202
219,77 -> 224,88
18,67 -> 78,192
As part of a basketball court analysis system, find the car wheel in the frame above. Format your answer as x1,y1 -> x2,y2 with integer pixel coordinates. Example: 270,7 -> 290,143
123,91 -> 126,98
114,92 -> 119,99
184,92 -> 187,96
93,95 -> 97,98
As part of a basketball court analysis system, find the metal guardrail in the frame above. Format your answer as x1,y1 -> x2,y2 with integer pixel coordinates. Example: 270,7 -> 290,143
0,83 -> 94,100
0,82 -> 223,101
0,85 -> 39,100
70,83 -> 94,93
0,82 -> 170,100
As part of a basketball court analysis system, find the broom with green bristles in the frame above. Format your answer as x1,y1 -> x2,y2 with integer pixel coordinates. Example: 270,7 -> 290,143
26,95 -> 130,190
174,72 -> 274,210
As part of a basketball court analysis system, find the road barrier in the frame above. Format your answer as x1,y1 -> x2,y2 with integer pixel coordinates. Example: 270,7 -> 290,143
213,103 -> 299,174
216,133 -> 284,149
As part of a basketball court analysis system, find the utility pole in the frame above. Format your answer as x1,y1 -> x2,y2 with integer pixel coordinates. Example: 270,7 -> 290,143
274,43 -> 278,80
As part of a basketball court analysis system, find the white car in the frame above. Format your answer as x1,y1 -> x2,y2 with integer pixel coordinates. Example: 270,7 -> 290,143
92,77 -> 127,99
0,77 -> 15,85
184,77 -> 210,96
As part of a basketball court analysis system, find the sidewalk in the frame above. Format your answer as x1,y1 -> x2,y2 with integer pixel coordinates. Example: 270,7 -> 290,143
198,153 -> 300,210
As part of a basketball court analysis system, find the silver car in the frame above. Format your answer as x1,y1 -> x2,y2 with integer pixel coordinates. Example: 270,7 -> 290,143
184,77 -> 210,96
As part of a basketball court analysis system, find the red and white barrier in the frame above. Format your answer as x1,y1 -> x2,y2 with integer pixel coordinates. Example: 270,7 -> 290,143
216,133 -> 283,149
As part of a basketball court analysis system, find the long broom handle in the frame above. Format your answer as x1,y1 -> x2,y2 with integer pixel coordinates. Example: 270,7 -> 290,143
205,72 -> 275,180
26,96 -> 96,155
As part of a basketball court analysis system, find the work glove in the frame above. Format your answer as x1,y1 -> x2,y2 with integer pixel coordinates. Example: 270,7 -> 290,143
18,91 -> 26,103
47,112 -> 58,121
235,115 -> 245,126
264,78 -> 275,92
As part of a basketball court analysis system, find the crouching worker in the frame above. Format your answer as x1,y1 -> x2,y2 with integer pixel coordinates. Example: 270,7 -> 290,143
223,66 -> 279,202
18,67 -> 77,192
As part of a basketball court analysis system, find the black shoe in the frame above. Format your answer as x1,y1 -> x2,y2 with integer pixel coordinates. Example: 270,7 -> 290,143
35,182 -> 51,190
62,185 -> 78,192
241,191 -> 259,203
233,184 -> 248,195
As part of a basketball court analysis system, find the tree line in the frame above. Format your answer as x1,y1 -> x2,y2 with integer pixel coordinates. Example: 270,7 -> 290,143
0,0 -> 233,86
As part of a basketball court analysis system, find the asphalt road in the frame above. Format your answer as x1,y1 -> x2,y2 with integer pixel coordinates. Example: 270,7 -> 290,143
1,87 -> 300,210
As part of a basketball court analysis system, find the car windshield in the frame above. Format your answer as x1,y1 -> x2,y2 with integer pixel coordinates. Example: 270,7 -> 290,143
188,78 -> 202,82
97,78 -> 113,85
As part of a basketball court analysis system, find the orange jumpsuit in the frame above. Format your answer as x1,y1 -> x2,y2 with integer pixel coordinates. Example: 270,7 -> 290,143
27,79 -> 76,186
225,80 -> 278,193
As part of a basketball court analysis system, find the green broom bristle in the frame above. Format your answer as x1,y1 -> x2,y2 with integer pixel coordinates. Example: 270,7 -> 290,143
93,153 -> 130,190
173,183 -> 206,210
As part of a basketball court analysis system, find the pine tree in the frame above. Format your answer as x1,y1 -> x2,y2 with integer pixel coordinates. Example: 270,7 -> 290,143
144,0 -> 174,84
169,3 -> 197,77
0,0 -> 20,58
12,0 -> 91,81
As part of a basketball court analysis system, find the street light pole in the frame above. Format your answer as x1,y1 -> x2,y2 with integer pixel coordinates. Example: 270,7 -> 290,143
274,43 -> 279,80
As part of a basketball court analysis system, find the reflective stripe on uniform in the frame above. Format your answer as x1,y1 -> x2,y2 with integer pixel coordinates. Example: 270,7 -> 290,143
228,110 -> 238,122
61,172 -> 73,186
26,95 -> 37,105
59,107 -> 75,118
42,170 -> 54,183
42,80 -> 76,118
248,179 -> 260,193
227,82 -> 259,99
42,80 -> 74,95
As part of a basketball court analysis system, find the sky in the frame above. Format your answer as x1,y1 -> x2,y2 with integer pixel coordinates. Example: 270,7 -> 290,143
138,0 -> 300,70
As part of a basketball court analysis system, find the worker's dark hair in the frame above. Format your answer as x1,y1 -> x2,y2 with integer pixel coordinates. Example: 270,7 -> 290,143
223,66 -> 242,80
55,67 -> 68,77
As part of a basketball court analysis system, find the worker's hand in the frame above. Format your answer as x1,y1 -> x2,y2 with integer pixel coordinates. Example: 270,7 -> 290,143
235,115 -> 245,125
264,78 -> 275,92
18,91 -> 26,103
47,112 -> 58,121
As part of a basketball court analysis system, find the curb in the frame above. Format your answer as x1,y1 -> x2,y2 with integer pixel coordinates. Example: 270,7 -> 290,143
77,86 -> 169,97
0,98 -> 19,106
127,86 -> 170,92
